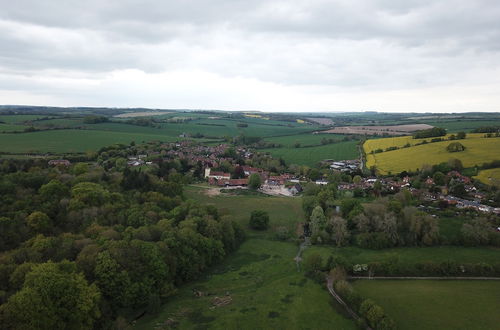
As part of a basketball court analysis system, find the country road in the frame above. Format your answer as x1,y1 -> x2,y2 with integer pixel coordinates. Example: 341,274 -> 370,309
326,276 -> 372,330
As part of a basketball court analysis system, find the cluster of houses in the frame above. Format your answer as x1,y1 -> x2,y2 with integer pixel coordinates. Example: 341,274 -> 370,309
337,171 -> 500,215
204,166 -> 303,194
327,159 -> 361,172
117,141 -> 498,214
48,159 -> 71,166
127,154 -> 153,167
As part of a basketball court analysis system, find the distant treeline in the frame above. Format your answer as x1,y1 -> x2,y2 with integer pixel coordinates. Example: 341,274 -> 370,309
472,126 -> 500,133
413,127 -> 447,139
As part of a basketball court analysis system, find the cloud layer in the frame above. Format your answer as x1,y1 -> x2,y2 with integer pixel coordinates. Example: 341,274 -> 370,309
1,0 -> 500,112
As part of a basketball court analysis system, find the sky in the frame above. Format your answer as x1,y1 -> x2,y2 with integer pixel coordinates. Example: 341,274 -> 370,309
1,0 -> 500,113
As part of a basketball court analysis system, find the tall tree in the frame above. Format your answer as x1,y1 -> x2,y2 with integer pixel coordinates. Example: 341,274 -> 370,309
248,173 -> 261,190
0,261 -> 100,330
329,216 -> 350,247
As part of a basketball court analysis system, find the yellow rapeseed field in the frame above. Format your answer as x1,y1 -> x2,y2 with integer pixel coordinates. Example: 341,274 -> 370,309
474,168 -> 500,187
364,134 -> 500,174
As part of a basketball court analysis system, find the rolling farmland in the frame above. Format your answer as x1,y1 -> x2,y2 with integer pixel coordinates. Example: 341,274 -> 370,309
474,168 -> 500,187
364,134 -> 500,174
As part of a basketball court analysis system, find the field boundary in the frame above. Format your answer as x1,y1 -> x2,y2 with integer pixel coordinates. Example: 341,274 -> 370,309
349,276 -> 500,280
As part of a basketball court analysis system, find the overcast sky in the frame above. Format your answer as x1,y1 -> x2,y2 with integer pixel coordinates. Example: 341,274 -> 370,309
1,0 -> 500,112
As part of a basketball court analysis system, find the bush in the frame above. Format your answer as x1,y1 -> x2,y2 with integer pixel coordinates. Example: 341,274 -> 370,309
274,226 -> 290,240
249,210 -> 269,230
356,232 -> 393,249
446,142 -> 466,152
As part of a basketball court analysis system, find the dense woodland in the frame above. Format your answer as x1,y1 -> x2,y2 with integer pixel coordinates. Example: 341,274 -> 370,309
0,155 -> 244,329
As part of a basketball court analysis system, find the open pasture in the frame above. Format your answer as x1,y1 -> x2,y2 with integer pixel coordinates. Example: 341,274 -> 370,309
185,185 -> 304,238
365,134 -> 500,174
353,280 -> 500,330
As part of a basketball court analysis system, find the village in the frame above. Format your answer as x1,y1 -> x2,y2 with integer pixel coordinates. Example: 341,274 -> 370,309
117,141 -> 500,215
46,139 -> 500,216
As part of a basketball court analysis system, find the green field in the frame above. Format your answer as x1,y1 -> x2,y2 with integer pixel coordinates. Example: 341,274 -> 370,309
185,185 -> 305,238
353,280 -> 500,330
421,119 -> 500,132
136,239 -> 355,330
0,114 -> 52,124
262,140 -> 359,167
263,133 -> 347,147
0,129 -> 184,153
365,134 -> 500,174
0,123 -> 26,132
474,168 -> 500,187
305,245 -> 500,266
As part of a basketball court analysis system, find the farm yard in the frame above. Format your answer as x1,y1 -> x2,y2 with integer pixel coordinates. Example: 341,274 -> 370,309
364,134 -> 500,175
353,280 -> 500,330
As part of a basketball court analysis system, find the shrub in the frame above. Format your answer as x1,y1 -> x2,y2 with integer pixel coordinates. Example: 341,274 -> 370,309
249,210 -> 269,230
446,142 -> 466,152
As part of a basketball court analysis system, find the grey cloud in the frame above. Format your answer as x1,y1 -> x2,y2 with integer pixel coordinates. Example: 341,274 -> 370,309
0,0 -> 500,110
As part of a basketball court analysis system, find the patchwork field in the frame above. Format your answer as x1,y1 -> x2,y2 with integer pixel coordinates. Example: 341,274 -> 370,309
364,134 -> 500,174
0,113 -> 320,157
474,168 -> 500,187
353,280 -> 500,330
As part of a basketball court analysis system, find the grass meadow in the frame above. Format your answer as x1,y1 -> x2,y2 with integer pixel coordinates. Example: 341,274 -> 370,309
353,280 -> 500,330
304,244 -> 500,266
136,239 -> 356,330
185,185 -> 305,239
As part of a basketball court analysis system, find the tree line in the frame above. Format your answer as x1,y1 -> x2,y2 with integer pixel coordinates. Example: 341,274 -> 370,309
0,155 -> 244,328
